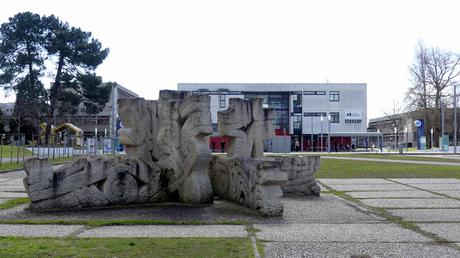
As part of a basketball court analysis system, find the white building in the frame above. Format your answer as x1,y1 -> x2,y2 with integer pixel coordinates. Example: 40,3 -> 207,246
178,83 -> 380,152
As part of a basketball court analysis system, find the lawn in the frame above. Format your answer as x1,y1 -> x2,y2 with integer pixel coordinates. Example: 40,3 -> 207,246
0,156 -> 73,171
0,237 -> 253,258
323,153 -> 460,163
317,158 -> 460,178
0,145 -> 33,159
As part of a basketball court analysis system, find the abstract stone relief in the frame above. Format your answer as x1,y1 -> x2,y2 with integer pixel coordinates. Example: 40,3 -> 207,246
23,91 -> 321,216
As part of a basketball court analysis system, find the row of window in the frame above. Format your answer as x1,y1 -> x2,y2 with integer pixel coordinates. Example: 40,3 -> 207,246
303,91 -> 340,102
192,90 -> 241,95
301,112 -> 340,123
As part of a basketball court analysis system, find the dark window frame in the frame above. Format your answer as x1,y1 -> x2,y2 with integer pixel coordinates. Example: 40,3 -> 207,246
329,91 -> 340,102
329,112 -> 340,123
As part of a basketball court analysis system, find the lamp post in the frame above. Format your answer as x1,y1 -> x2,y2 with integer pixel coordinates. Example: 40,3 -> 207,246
327,115 -> 331,152
441,97 -> 445,151
377,128 -> 381,152
320,115 -> 324,152
405,127 -> 408,152
310,117 -> 314,152
394,127 -> 397,152
454,84 -> 458,154
430,128 -> 434,151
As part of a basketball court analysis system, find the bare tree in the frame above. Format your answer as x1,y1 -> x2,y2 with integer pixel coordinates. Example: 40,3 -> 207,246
406,41 -> 460,147
382,100 -> 405,146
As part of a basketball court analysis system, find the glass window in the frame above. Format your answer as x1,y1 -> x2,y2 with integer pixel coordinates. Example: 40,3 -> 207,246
329,112 -> 340,123
303,91 -> 315,95
219,94 -> 226,108
329,91 -> 339,102
303,112 -> 327,117
315,91 -> 326,95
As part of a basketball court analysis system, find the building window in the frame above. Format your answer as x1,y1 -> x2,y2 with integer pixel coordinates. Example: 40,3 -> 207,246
329,112 -> 340,123
303,112 -> 327,117
219,94 -> 226,108
304,91 -> 326,95
329,91 -> 339,102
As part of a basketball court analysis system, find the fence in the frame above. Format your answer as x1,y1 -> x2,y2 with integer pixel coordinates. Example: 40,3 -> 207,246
0,133 -> 123,167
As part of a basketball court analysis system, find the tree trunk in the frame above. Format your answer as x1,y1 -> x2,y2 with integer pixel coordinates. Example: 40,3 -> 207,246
45,54 -> 64,144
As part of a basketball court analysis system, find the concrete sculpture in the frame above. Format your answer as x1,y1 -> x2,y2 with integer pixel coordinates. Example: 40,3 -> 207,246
23,91 -> 321,215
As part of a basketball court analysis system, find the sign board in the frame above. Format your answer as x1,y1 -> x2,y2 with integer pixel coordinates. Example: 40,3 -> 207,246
419,136 -> 426,150
344,110 -> 362,123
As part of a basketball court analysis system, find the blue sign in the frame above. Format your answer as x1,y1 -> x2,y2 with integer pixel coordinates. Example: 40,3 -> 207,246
414,119 -> 425,150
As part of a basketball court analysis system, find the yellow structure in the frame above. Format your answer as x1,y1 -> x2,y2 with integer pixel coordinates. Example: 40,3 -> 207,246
39,123 -> 84,146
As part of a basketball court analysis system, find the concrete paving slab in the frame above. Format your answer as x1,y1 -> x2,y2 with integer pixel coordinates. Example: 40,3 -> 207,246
0,192 -> 27,198
0,179 -> 23,186
360,198 -> 460,208
0,224 -> 83,237
417,223 -> 460,242
389,209 -> 460,222
348,190 -> 443,199
391,178 -> 460,184
0,171 -> 26,179
77,225 -> 247,238
408,184 -> 460,191
0,178 -> 12,183
263,242 -> 460,258
433,190 -> 460,198
255,223 -> 429,242
274,195 -> 377,222
318,179 -> 391,185
325,183 -> 415,192
0,185 -> 25,192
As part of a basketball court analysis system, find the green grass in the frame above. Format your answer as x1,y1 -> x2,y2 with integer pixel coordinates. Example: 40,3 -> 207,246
317,159 -> 460,178
0,156 -> 73,172
324,153 -> 460,163
0,145 -> 33,158
0,237 -> 254,258
0,219 -> 250,227
0,198 -> 29,210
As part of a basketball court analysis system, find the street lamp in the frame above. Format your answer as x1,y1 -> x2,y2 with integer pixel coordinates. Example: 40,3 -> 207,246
327,114 -> 331,153
454,84 -> 458,154
320,115 -> 324,152
394,127 -> 397,152
310,117 -> 314,152
430,128 -> 434,151
405,127 -> 408,152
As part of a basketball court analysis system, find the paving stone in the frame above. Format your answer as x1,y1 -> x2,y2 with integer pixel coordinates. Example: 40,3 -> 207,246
433,190 -> 460,198
274,194 -> 377,222
0,185 -> 25,192
77,225 -> 247,238
0,171 -> 26,179
0,224 -> 83,237
408,184 -> 460,191
318,179 -> 391,185
0,192 -> 28,198
360,198 -> 460,208
326,184 -> 415,192
348,190 -> 443,199
389,209 -> 460,222
263,242 -> 460,258
255,223 -> 429,242
390,178 -> 460,184
0,178 -> 12,183
417,223 -> 460,242
0,179 -> 23,186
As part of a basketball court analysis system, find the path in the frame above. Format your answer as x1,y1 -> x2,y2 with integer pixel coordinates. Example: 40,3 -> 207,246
322,155 -> 460,166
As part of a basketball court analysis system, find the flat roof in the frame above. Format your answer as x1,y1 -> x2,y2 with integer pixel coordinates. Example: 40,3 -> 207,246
178,83 -> 367,92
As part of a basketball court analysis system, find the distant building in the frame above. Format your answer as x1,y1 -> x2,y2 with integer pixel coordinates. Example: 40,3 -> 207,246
55,83 -> 138,139
178,83 -> 380,152
0,102 -> 14,132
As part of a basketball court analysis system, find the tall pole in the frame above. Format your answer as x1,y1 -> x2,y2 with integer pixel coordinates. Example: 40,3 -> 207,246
394,127 -> 397,152
405,127 -> 408,152
320,115 -> 323,152
328,118 -> 331,152
431,128 -> 434,151
310,117 -> 313,152
454,84 -> 458,154
441,97 -> 445,151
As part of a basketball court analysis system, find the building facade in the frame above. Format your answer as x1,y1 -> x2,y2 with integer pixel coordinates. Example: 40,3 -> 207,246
178,83 -> 378,152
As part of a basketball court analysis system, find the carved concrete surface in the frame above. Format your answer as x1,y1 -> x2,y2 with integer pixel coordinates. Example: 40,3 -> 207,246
273,156 -> 321,196
118,90 -> 214,205
23,156 -> 167,210
210,156 -> 287,216
218,98 -> 275,158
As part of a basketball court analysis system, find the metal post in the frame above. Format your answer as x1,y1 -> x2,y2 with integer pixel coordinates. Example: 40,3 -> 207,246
430,128 -> 434,151
327,115 -> 331,152
310,117 -> 313,152
320,115 -> 323,152
441,98 -> 445,151
394,127 -> 397,152
405,127 -> 408,152
454,84 -> 458,154
0,135 -> 3,167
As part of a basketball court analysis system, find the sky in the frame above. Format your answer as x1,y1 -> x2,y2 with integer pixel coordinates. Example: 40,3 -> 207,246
1,0 -> 460,119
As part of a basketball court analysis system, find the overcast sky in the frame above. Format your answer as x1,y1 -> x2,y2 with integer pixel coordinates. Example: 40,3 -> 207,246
1,0 -> 460,119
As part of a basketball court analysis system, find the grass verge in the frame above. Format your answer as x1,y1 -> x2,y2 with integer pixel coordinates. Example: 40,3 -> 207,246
0,237 -> 254,258
0,219 -> 251,227
317,159 -> 460,178
0,198 -> 29,210
323,153 -> 460,163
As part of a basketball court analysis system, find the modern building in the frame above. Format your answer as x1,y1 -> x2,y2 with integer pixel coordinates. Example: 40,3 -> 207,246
178,83 -> 380,152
